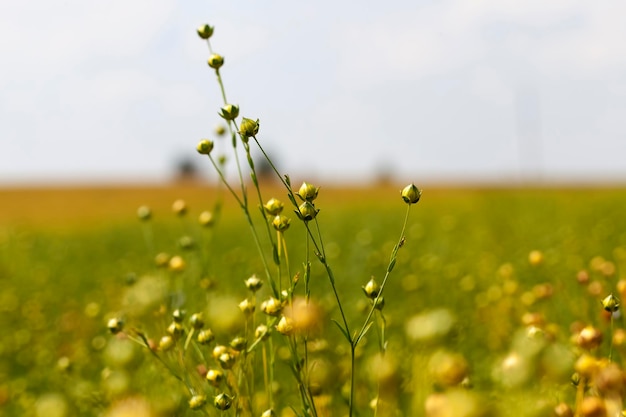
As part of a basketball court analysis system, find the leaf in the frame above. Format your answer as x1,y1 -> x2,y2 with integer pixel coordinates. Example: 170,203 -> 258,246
355,321 -> 374,346
332,319 -> 352,343
387,258 -> 396,273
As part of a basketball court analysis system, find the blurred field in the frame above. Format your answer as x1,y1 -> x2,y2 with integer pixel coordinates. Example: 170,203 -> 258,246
2,184 -> 626,416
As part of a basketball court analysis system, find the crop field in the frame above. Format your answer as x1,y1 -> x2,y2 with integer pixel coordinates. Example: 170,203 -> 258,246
1,184 -> 626,416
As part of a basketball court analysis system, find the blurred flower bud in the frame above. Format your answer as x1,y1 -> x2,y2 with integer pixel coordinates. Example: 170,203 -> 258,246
428,350 -> 470,387
219,104 -> 239,121
297,182 -> 319,202
159,335 -> 175,351
373,296 -> 385,311
264,197 -> 284,216
230,336 -> 247,351
137,205 -> 152,221
169,256 -> 186,272
206,368 -> 224,386
214,393 -> 232,411
272,215 -> 291,232
554,402 -> 573,417
362,277 -> 381,300
577,326 -> 603,350
167,322 -> 185,338
178,235 -> 195,250
107,317 -> 124,335
602,294 -> 620,313
197,329 -> 215,345
574,354 -> 600,378
215,124 -> 226,136
238,298 -> 255,316
218,352 -> 236,369
207,54 -> 224,70
255,324 -> 270,341
197,24 -> 214,39
172,199 -> 188,216
296,201 -> 318,221
199,211 -> 215,227
261,409 -> 276,417
579,396 -> 606,417
261,297 -> 283,316
245,275 -> 263,292
190,313 -> 204,329
276,316 -> 295,336
401,184 -> 422,204
197,139 -> 214,155
172,309 -> 186,323
528,250 -> 544,266
155,252 -> 170,268
189,395 -> 206,410
239,117 -> 259,141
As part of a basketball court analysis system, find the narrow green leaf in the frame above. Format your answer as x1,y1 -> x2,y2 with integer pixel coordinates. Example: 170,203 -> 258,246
332,319 -> 351,343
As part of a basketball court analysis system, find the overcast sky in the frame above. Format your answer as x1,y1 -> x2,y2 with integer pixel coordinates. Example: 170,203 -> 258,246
1,1 -> 625,185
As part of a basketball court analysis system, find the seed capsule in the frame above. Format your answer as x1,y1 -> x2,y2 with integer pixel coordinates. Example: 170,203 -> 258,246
197,139 -> 214,155
214,393 -> 232,410
297,182 -> 319,202
207,54 -> 224,70
401,184 -> 422,204
219,104 -> 239,121
264,198 -> 284,216
107,317 -> 124,335
197,24 -> 214,39
602,294 -> 620,312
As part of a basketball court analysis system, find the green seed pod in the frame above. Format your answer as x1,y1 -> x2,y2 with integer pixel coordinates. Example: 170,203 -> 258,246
197,24 -> 214,39
230,336 -> 247,351
362,277 -> 381,299
401,184 -> 422,204
238,298 -> 255,316
207,54 -> 224,70
189,395 -> 206,410
296,201 -> 319,221
239,117 -> 259,141
218,104 -> 239,121
272,215 -> 291,232
107,317 -> 124,335
196,139 -> 214,155
190,313 -> 204,330
602,293 -> 620,312
213,393 -> 232,411
264,197 -> 284,216
297,182 -> 319,202
199,211 -> 214,227
261,297 -> 283,317
197,329 -> 215,345
206,369 -> 225,386
137,205 -> 152,221
244,275 -> 263,292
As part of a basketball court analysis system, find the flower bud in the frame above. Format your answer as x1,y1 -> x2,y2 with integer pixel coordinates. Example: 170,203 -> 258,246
297,182 -> 319,202
172,309 -> 186,323
261,297 -> 283,316
272,215 -> 291,232
197,329 -> 215,345
244,275 -> 263,292
212,345 -> 228,359
296,201 -> 318,221
189,395 -> 206,410
169,256 -> 186,272
207,54 -> 224,70
577,326 -> 603,350
190,313 -> 204,330
137,205 -> 152,221
206,369 -> 224,386
218,352 -> 236,369
264,198 -> 284,216
239,117 -> 259,141
255,324 -> 270,341
167,322 -> 185,338
230,336 -> 247,351
199,211 -> 215,227
214,393 -> 232,411
172,199 -> 188,216
215,124 -> 226,136
107,317 -> 124,335
218,104 -> 239,121
197,24 -> 214,39
261,409 -> 276,417
155,252 -> 170,268
238,298 -> 255,316
528,250 -> 544,266
401,184 -> 422,204
362,277 -> 381,300
373,296 -> 385,311
197,139 -> 214,155
276,316 -> 294,336
602,294 -> 620,313
159,335 -> 175,351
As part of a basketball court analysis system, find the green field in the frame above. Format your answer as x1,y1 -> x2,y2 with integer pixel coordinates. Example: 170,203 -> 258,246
1,184 -> 626,416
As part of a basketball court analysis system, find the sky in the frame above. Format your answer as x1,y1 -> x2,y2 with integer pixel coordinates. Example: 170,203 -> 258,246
1,1 -> 626,185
